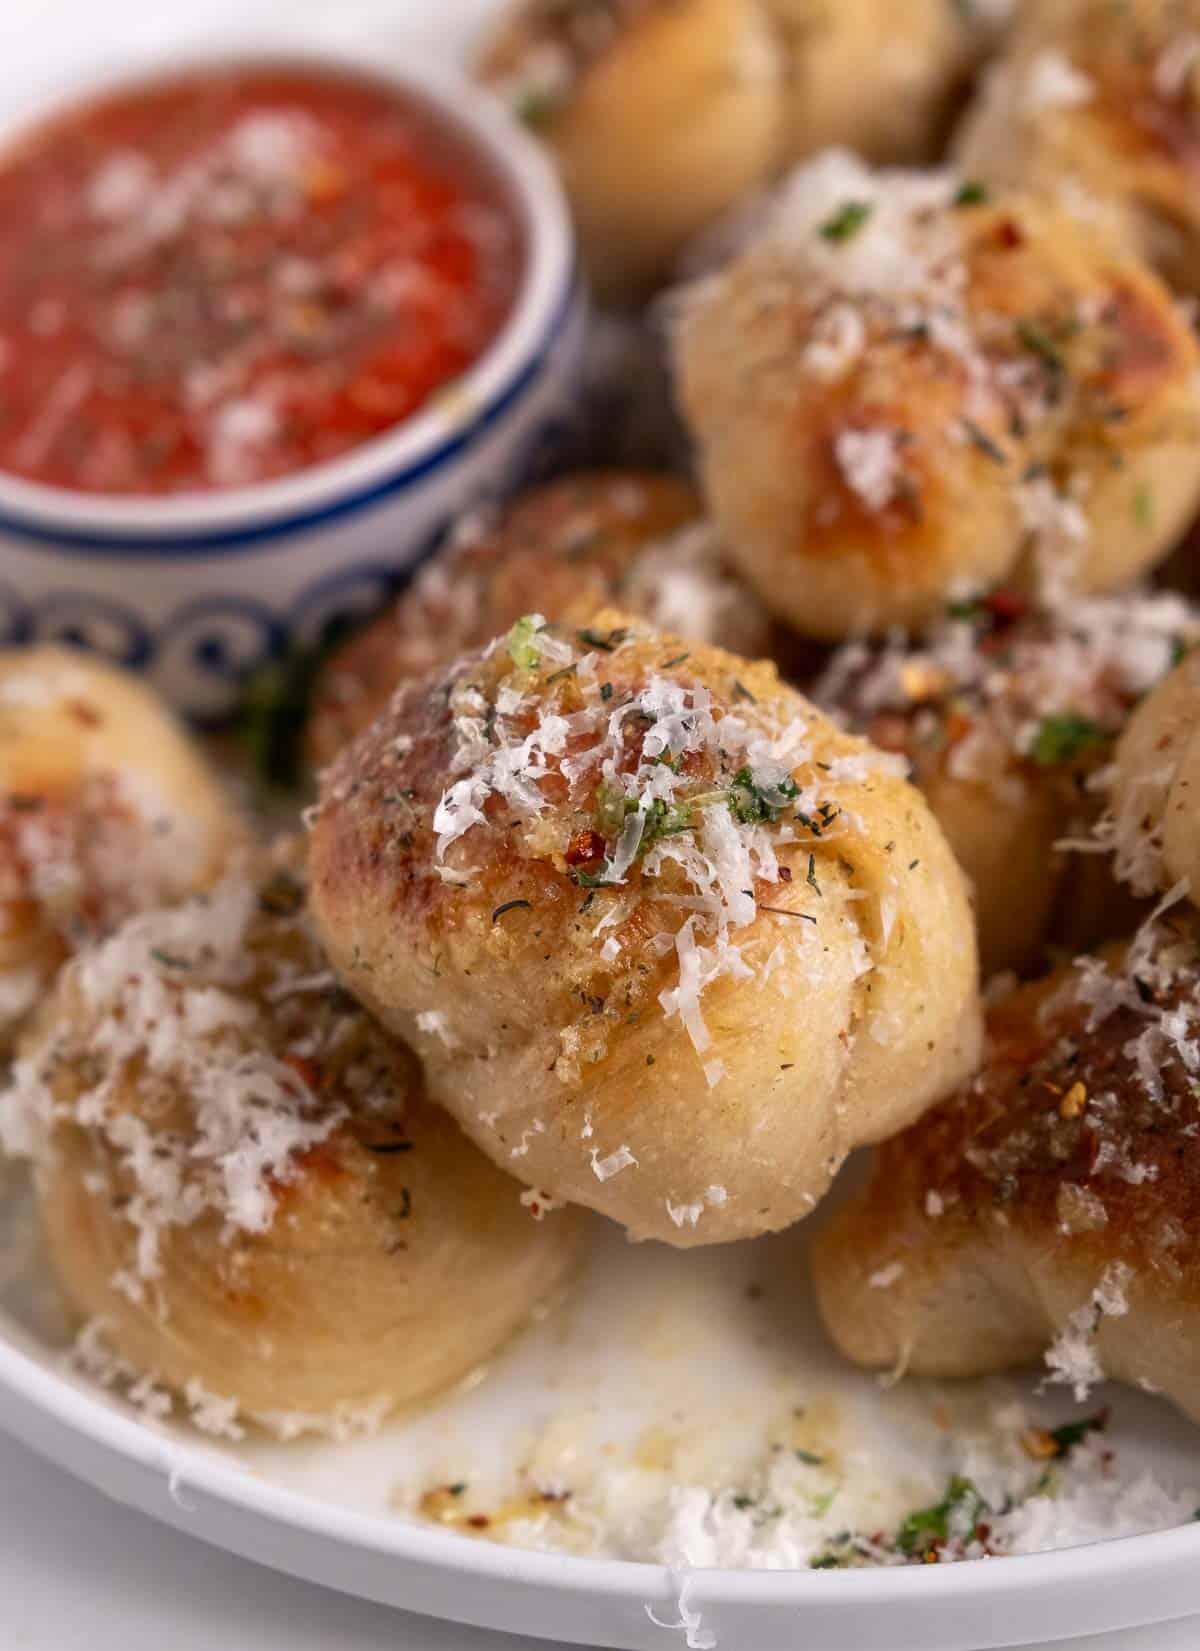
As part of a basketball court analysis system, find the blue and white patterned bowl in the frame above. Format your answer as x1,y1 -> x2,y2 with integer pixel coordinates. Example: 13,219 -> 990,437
0,45 -> 584,720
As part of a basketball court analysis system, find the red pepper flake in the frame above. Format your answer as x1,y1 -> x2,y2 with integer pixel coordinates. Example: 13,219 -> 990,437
994,218 -> 1026,250
283,1053 -> 322,1091
983,589 -> 1031,623
565,830 -> 607,868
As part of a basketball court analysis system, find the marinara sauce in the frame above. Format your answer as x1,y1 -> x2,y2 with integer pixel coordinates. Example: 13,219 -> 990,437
0,65 -> 524,495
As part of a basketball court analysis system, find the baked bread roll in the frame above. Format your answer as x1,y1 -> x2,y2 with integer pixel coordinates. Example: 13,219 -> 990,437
0,646 -> 241,1052
477,0 -> 786,299
812,907 -> 1200,1423
5,849 -> 584,1428
476,0 -> 1008,297
673,153 -> 1200,637
308,609 -> 981,1246
955,0 -> 1200,297
762,0 -> 988,168
817,587 -> 1196,973
306,471 -> 774,769
1107,643 -> 1200,900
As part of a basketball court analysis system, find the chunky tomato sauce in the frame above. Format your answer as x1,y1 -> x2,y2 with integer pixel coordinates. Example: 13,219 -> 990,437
0,65 -> 524,495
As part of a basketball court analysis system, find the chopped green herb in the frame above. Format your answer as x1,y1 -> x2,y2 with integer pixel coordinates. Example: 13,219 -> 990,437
806,853 -> 822,897
661,653 -> 691,669
1029,712 -> 1106,766
514,88 -> 559,129
506,615 -> 543,672
596,785 -> 695,856
794,1448 -> 825,1466
732,679 -> 757,704
595,783 -> 634,840
150,948 -> 190,971
896,1477 -> 987,1556
1016,319 -> 1065,375
820,200 -> 874,242
1047,1411 -> 1107,1456
1134,479 -> 1155,529
366,1140 -> 414,1155
954,179 -> 989,207
492,899 -> 533,923
545,663 -> 577,686
572,867 -> 616,889
961,419 -> 1006,464
600,681 -> 614,702
810,1532 -> 858,1569
645,799 -> 696,843
578,626 -> 629,652
234,612 -> 358,791
728,767 -> 800,825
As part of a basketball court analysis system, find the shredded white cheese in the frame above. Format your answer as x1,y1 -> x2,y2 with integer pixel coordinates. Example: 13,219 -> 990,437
591,1144 -> 638,1182
835,429 -> 901,513
1,877 -> 342,1295
1022,50 -> 1096,113
1043,1262 -> 1133,1401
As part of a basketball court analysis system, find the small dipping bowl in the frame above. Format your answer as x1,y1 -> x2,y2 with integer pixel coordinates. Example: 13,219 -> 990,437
0,44 -> 582,719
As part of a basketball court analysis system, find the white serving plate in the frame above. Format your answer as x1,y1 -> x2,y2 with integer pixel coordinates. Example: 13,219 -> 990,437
5,1150 -> 1200,1651
3,5 -> 1200,1649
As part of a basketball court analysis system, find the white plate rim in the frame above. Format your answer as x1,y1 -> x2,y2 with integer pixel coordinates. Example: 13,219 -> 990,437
4,1311 -> 1200,1651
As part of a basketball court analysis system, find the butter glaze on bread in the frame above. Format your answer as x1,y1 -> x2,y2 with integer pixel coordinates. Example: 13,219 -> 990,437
8,847 -> 585,1428
307,472 -> 773,770
478,0 -> 786,298
0,646 -> 242,1052
817,587 -> 1196,972
956,0 -> 1200,297
813,907 -> 1200,1421
309,610 -> 980,1246
674,154 -> 1200,637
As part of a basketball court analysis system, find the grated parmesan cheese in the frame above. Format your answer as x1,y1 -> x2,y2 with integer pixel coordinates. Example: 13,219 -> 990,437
835,429 -> 901,513
591,1145 -> 638,1182
817,587 -> 1197,810
417,617 -> 865,1090
1,872 -> 347,1294
443,1394 -> 1198,1571
1044,1263 -> 1133,1401
1022,50 -> 1096,113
